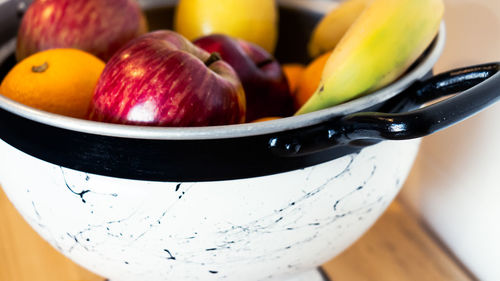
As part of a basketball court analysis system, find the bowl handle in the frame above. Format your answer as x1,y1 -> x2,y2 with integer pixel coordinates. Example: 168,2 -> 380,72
270,62 -> 500,157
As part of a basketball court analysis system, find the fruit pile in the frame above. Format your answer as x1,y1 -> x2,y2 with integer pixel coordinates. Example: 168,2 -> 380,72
0,0 -> 444,127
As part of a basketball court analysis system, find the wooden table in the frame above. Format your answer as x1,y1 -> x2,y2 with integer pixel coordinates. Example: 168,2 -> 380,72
0,187 -> 474,281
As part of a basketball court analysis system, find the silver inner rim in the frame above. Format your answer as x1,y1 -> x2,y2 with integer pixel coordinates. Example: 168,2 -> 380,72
0,1 -> 446,140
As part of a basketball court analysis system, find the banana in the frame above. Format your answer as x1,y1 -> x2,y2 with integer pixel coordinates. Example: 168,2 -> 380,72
308,0 -> 371,58
297,0 -> 444,115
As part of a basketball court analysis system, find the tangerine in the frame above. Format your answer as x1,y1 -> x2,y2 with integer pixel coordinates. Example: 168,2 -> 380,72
295,51 -> 332,110
0,48 -> 105,119
251,117 -> 281,123
282,63 -> 305,94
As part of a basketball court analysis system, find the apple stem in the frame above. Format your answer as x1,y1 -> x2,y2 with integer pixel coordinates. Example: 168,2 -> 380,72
205,52 -> 222,67
257,59 -> 274,68
32,62 -> 49,73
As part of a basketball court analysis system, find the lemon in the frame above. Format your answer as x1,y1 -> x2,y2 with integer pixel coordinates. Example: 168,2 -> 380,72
174,0 -> 278,54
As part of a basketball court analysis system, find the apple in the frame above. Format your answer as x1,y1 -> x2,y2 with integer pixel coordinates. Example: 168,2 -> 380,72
88,30 -> 246,127
16,0 -> 148,61
194,34 -> 293,122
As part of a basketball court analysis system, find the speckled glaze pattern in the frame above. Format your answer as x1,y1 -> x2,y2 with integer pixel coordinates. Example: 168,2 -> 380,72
0,139 -> 420,281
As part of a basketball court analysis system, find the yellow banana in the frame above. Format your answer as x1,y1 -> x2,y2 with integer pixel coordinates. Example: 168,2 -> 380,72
308,0 -> 371,58
297,0 -> 444,115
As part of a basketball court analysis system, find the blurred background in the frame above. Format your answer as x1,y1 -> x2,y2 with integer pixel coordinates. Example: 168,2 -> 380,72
400,0 -> 500,280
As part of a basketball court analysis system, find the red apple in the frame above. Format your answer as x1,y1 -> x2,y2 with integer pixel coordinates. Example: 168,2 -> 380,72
194,34 -> 293,122
88,30 -> 246,127
16,0 -> 148,61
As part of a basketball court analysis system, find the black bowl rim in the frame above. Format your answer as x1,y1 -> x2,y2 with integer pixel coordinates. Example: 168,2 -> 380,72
0,2 -> 445,141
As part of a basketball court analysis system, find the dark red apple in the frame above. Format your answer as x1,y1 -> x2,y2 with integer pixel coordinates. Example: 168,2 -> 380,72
16,0 -> 148,61
88,30 -> 246,127
194,34 -> 293,122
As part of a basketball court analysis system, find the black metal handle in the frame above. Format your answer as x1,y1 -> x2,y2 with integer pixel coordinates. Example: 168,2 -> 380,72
270,63 -> 500,157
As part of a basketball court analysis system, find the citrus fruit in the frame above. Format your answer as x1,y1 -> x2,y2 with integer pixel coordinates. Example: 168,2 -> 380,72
0,48 -> 105,119
282,63 -> 305,94
251,117 -> 281,123
175,0 -> 278,54
295,51 -> 332,109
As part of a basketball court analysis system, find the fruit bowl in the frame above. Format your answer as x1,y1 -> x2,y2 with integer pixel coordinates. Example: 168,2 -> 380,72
0,1 -> 499,281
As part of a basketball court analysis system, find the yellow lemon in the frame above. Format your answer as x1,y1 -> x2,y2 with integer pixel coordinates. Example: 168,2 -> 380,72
174,0 -> 278,54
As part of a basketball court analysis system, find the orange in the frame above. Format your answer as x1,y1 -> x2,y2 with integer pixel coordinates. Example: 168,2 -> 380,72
295,51 -> 332,109
251,117 -> 281,123
282,63 -> 305,94
0,48 -> 105,119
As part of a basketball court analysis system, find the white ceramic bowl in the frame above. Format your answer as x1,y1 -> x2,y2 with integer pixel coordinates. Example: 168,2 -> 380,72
1,1 -> 499,281
0,138 -> 420,281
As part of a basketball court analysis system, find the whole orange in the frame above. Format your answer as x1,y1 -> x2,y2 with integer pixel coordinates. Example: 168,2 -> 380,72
295,51 -> 332,109
282,63 -> 305,94
0,48 -> 105,119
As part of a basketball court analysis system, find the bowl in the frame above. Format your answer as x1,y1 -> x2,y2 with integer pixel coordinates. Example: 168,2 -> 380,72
0,1 -> 499,280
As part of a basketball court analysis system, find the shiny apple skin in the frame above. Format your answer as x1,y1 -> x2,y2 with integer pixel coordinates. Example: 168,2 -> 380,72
88,31 -> 246,127
194,34 -> 293,122
16,0 -> 148,61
